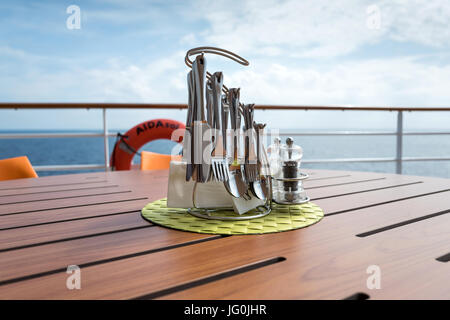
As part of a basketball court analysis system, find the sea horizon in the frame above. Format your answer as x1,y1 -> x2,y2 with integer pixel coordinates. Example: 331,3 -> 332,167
1,127 -> 449,179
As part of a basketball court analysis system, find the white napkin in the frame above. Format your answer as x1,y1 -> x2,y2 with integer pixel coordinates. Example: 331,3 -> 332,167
167,161 -> 264,214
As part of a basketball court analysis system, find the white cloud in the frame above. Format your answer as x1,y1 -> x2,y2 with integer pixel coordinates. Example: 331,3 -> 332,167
194,0 -> 371,57
0,51 -> 187,103
4,49 -> 449,109
192,0 -> 450,58
224,55 -> 450,108
381,0 -> 450,47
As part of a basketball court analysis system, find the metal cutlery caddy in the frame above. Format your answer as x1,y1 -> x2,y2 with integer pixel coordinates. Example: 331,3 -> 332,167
175,47 -> 273,220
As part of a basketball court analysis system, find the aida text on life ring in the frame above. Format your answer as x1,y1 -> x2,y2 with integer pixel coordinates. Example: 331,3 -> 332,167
111,118 -> 185,170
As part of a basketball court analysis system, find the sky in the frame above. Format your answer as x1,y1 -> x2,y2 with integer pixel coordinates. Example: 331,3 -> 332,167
0,0 -> 450,130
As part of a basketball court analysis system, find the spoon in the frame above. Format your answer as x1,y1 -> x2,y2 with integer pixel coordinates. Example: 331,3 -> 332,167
254,122 -> 270,200
242,104 -> 266,200
224,88 -> 248,198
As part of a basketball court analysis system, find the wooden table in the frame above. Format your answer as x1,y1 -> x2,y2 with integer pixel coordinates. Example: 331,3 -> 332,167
0,169 -> 448,300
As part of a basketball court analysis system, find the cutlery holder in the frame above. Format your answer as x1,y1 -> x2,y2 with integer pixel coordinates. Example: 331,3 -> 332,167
166,46 -> 276,220
167,160 -> 271,218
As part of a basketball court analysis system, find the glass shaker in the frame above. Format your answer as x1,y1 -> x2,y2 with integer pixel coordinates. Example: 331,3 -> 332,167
267,137 -> 281,178
273,137 -> 308,204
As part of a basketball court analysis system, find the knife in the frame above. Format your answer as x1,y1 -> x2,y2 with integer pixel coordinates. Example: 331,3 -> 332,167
192,54 -> 212,183
185,71 -> 195,181
211,72 -> 223,154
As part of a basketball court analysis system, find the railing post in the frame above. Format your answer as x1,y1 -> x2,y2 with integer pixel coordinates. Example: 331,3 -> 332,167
396,111 -> 403,174
103,108 -> 110,171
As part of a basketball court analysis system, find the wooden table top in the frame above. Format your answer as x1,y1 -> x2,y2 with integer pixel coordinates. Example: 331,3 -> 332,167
0,169 -> 448,300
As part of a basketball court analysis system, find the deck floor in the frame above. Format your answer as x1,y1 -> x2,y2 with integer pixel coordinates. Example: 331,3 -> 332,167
0,169 -> 448,299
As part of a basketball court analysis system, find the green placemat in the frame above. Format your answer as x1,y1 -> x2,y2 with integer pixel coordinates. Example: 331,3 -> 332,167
141,198 -> 324,235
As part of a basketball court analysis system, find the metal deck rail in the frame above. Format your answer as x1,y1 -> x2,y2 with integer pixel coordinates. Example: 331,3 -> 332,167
1,103 -> 449,174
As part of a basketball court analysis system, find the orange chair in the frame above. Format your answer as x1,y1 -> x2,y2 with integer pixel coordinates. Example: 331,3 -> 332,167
140,151 -> 182,171
0,156 -> 38,181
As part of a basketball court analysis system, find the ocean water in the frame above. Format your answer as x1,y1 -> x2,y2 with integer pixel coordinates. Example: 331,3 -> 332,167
0,130 -> 449,179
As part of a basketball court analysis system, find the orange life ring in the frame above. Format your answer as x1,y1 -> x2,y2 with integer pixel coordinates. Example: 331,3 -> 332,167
111,118 -> 185,170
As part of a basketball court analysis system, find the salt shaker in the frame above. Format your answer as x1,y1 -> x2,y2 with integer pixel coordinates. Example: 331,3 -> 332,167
267,137 -> 282,177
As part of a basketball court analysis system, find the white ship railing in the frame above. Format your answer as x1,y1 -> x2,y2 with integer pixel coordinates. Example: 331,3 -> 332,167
0,103 -> 449,174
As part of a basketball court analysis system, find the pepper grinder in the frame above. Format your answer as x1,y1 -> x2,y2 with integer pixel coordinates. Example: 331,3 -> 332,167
273,137 -> 308,204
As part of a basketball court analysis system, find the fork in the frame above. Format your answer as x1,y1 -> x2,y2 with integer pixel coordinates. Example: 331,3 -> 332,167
210,72 -> 230,182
